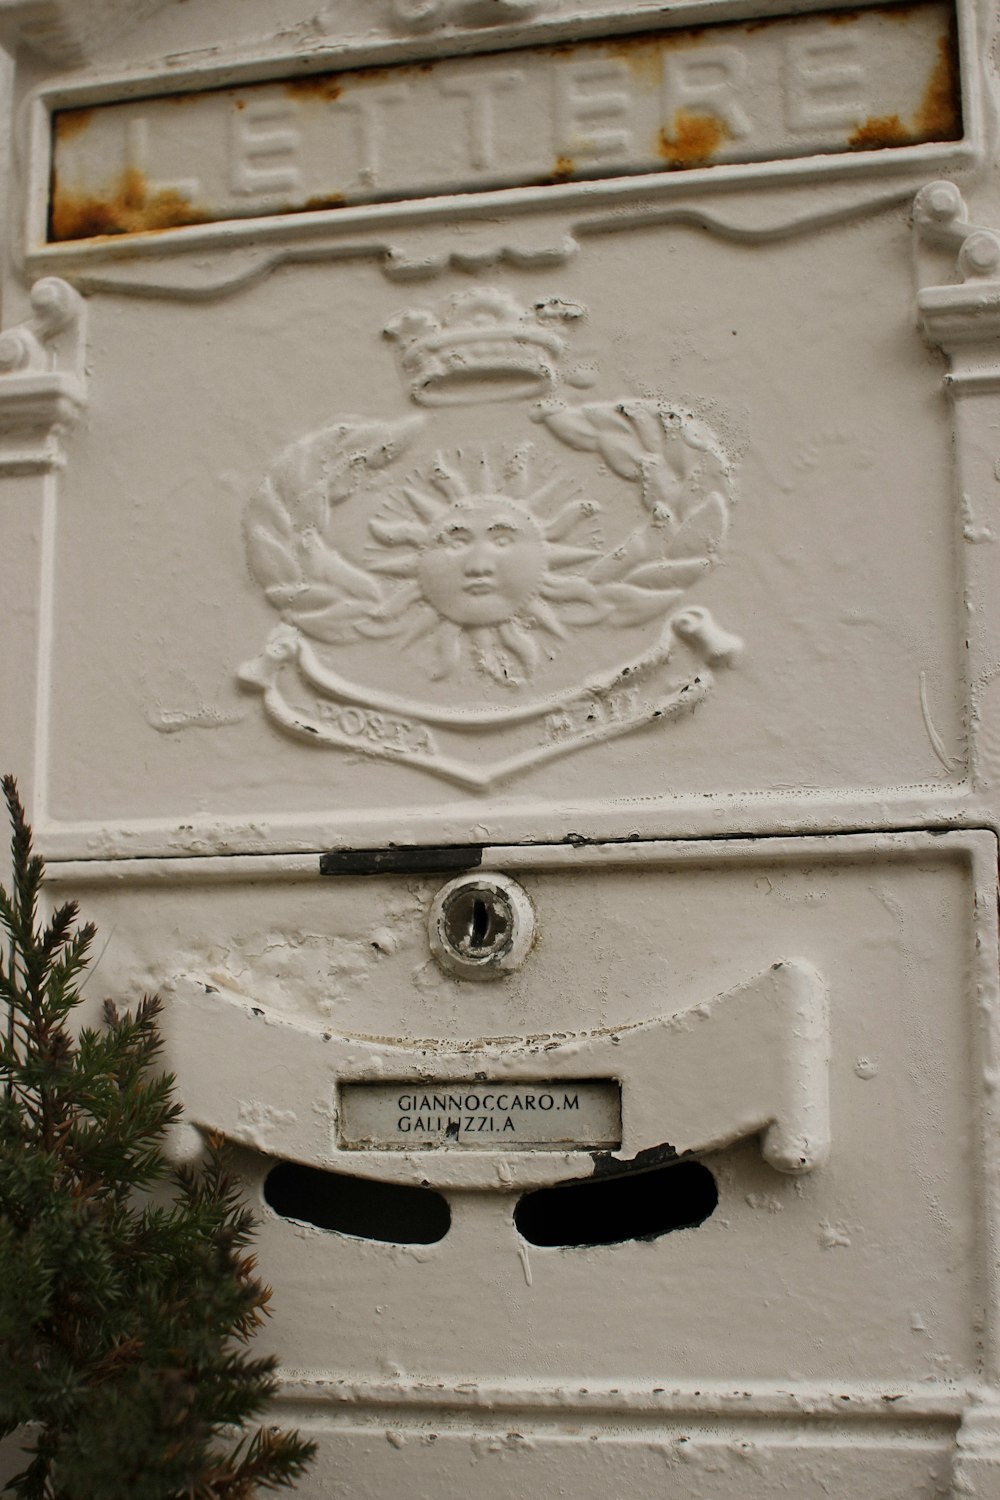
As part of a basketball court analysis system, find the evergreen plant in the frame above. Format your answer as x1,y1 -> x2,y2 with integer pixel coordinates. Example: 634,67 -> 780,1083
0,774 -> 316,1499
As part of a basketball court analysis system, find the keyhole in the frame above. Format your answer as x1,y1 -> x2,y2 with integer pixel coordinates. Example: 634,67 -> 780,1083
470,898 -> 491,949
429,873 -> 533,980
440,886 -> 512,959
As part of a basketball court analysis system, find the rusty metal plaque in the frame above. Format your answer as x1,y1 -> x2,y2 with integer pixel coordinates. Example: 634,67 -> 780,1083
339,1080 -> 623,1150
48,0 -> 959,243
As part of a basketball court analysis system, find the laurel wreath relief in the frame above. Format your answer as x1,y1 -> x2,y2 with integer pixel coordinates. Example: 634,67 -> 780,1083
244,415 -> 425,646
243,400 -> 734,654
530,399 -> 734,629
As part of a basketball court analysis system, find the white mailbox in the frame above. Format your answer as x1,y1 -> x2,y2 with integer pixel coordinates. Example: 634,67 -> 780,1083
1,0 -> 999,1493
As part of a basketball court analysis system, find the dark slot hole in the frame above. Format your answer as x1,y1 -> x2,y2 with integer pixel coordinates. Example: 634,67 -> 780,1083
264,1161 -> 450,1244
515,1159 -> 718,1248
471,898 -> 490,949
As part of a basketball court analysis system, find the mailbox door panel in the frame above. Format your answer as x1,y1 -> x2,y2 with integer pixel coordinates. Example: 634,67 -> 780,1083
45,830 -> 998,1494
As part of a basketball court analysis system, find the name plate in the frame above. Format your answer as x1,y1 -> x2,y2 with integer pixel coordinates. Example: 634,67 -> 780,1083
49,1 -> 958,243
339,1080 -> 622,1151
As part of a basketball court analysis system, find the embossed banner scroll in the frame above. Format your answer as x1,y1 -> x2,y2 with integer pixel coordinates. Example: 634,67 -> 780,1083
49,0 -> 959,241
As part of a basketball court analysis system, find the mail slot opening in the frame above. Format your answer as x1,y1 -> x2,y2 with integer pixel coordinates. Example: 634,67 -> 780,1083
514,1158 -> 718,1248
263,1161 -> 450,1244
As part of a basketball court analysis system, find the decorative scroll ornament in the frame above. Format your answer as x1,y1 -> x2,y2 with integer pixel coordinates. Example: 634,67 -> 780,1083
238,291 -> 741,789
913,181 -> 1000,356
913,180 -> 1000,275
0,277 -> 87,473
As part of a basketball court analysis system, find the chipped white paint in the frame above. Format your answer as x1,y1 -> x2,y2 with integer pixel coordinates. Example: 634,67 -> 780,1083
6,0 -> 1000,1492
388,0 -> 556,30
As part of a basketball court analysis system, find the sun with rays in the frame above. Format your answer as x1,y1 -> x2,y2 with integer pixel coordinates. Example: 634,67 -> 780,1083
364,446 -> 603,686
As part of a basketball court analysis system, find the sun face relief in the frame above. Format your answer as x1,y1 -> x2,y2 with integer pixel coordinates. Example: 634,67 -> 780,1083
417,497 -> 547,628
367,447 -> 604,684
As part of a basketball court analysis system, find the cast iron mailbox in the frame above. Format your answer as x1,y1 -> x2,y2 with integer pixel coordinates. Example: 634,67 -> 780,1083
1,0 -> 999,1493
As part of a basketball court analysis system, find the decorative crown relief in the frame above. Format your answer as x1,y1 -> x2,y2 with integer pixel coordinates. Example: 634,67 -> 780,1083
238,290 -> 742,789
384,290 -> 583,405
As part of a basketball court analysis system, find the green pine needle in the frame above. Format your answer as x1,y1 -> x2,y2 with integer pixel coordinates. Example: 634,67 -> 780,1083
0,776 -> 317,1499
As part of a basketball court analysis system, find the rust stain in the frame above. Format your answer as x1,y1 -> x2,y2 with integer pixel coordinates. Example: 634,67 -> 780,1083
300,192 -> 346,212
845,24 -> 959,153
284,73 -> 343,102
741,3 -> 923,32
49,166 -> 210,242
551,155 -> 575,181
53,107 -> 95,143
658,110 -> 728,168
284,57 -> 435,103
164,85 -> 222,109
603,27 -> 709,79
913,32 -> 961,139
847,112 -> 911,148
880,3 -> 928,20
605,34 -> 664,84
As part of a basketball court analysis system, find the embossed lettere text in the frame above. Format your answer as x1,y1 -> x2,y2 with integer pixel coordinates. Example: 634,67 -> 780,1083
50,2 -> 957,241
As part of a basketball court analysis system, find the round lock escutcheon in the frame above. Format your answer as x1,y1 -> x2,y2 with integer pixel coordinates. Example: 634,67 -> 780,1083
428,872 -> 535,980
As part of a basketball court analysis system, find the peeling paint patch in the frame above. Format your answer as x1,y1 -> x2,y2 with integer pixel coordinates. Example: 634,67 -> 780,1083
819,1219 -> 853,1248
234,1098 -> 298,1151
146,705 -> 245,733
